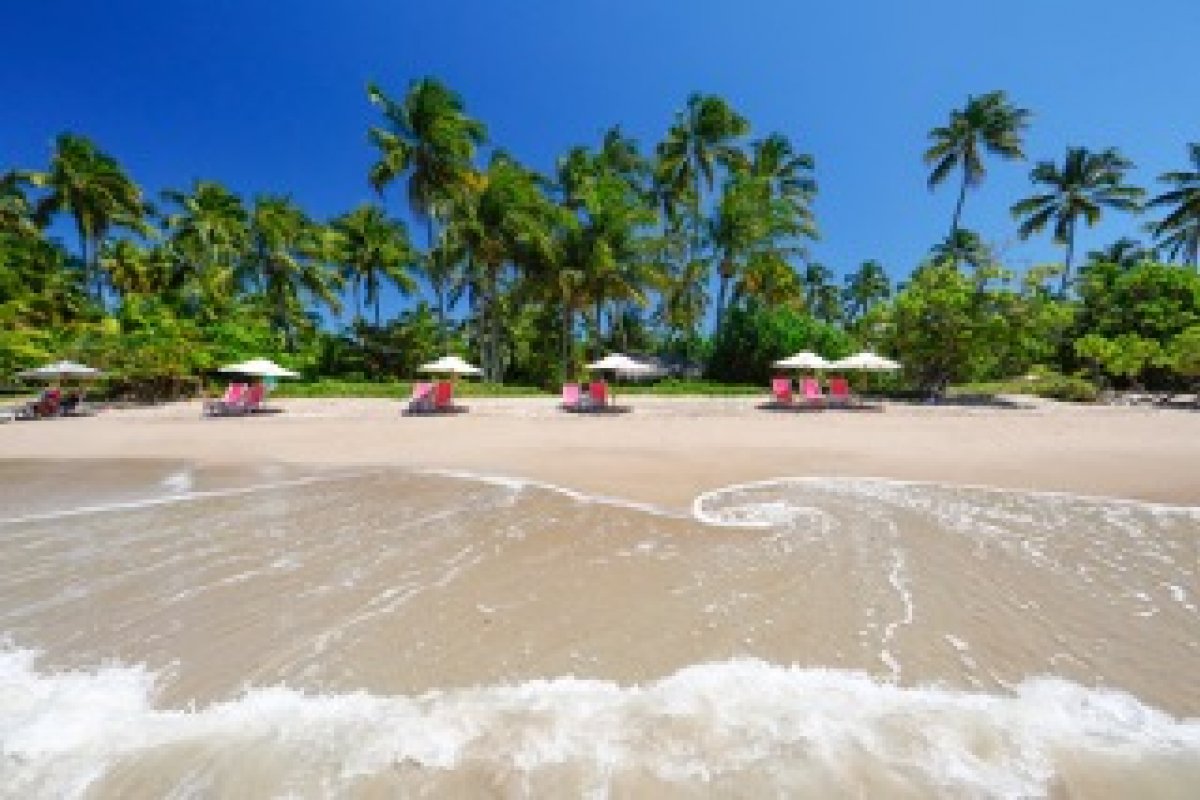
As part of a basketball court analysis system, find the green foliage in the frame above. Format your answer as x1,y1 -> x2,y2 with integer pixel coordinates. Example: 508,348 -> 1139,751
952,371 -> 1099,403
1167,326 -> 1200,379
708,301 -> 852,384
1073,261 -> 1200,385
883,262 -> 1003,394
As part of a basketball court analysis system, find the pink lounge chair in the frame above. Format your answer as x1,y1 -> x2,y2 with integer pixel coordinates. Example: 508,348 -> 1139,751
408,381 -> 434,412
240,383 -> 266,412
203,383 -> 248,416
771,376 -> 793,405
589,381 -> 609,407
561,383 -> 581,409
801,377 -> 825,408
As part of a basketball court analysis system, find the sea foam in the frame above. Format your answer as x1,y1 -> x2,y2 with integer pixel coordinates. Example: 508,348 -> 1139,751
3,649 -> 1198,798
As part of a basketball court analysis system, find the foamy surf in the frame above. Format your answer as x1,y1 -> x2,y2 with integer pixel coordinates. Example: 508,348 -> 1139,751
3,649 -> 1198,799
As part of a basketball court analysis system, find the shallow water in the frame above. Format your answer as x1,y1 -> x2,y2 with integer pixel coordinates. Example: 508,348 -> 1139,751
0,460 -> 1197,797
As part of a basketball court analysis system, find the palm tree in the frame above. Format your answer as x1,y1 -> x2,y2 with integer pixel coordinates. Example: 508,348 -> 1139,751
26,134 -> 147,300
737,251 -> 803,309
0,172 -> 38,237
329,204 -> 415,327
931,228 -> 996,271
161,180 -> 250,315
1085,237 -> 1149,271
1146,142 -> 1200,268
367,78 -> 487,341
451,154 -> 554,381
100,239 -> 173,297
1011,146 -> 1145,294
802,261 -> 834,314
843,260 -> 890,322
749,133 -> 818,225
711,133 -> 816,328
243,195 -> 342,347
925,91 -> 1030,241
655,93 -> 749,264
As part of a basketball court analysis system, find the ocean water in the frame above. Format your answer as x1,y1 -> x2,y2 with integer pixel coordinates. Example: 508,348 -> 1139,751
0,460 -> 1197,798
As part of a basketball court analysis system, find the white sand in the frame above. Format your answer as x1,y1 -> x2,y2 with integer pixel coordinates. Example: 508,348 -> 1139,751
3,396 -> 1198,508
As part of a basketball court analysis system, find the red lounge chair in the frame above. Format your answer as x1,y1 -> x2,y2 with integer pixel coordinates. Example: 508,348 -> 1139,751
561,383 -> 581,409
801,377 -> 825,408
771,376 -> 793,405
828,376 -> 853,406
434,381 -> 454,410
407,381 -> 434,412
589,381 -> 609,407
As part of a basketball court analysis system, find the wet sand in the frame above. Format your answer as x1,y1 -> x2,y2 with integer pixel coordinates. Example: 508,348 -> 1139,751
2,399 -> 1199,796
2,396 -> 1198,508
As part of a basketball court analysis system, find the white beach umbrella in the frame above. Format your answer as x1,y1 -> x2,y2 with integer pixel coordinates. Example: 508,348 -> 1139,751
772,351 -> 830,370
585,353 -> 653,375
418,355 -> 483,376
17,360 -> 104,380
218,358 -> 301,378
830,351 -> 902,371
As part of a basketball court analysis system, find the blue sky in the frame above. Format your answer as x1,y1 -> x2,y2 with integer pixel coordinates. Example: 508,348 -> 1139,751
4,1 -> 1196,324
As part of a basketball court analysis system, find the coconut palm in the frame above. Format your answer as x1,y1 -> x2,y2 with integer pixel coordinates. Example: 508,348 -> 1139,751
243,195 -> 342,347
655,93 -> 749,262
329,204 -> 415,327
0,172 -> 38,237
843,260 -> 891,322
925,91 -> 1030,241
748,133 -> 818,227
710,133 -> 816,328
367,78 -> 487,341
26,134 -> 148,300
1146,142 -> 1200,268
1085,237 -> 1150,271
161,180 -> 250,314
450,154 -> 554,381
100,240 -> 174,297
1011,146 -> 1145,294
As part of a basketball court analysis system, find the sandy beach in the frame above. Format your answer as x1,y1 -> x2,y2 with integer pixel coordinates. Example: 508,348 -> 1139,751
3,396 -> 1198,508
3,397 -> 1200,796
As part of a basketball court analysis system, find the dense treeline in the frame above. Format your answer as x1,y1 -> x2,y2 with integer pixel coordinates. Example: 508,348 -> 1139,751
1,83 -> 1198,398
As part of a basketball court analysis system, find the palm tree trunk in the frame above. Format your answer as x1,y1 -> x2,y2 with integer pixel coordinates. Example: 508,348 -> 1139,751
561,299 -> 573,380
950,169 -> 968,243
369,272 -> 381,328
714,272 -> 730,338
1060,222 -> 1076,297
488,265 -> 502,383
428,217 -> 446,345
594,298 -> 604,357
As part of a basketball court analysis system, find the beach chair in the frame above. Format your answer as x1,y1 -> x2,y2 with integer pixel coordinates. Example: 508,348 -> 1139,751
589,381 -> 609,408
827,377 -> 856,407
561,383 -> 581,410
771,376 -> 793,406
240,383 -> 266,412
20,388 -> 63,420
407,381 -> 434,413
433,381 -> 454,411
800,377 -> 825,408
203,383 -> 248,417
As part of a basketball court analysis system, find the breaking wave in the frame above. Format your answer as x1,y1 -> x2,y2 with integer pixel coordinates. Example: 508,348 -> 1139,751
4,649 -> 1199,798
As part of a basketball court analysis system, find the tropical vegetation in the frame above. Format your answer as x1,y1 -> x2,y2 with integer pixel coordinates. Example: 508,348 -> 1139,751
2,81 -> 1199,401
